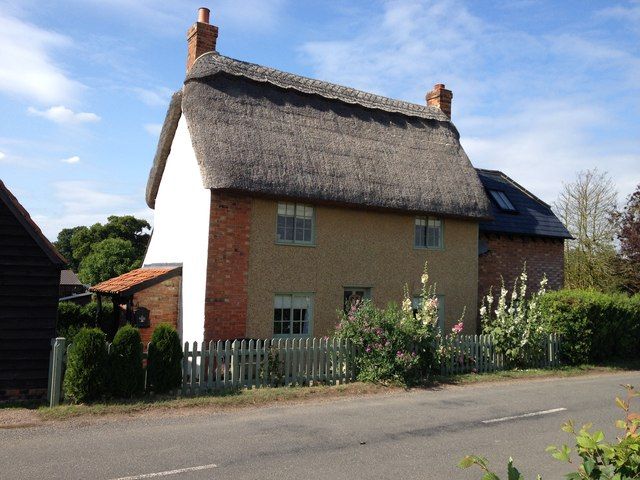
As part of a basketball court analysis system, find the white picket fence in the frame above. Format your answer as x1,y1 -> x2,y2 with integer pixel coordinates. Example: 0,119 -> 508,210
47,337 -> 356,406
180,337 -> 356,396
439,333 -> 561,375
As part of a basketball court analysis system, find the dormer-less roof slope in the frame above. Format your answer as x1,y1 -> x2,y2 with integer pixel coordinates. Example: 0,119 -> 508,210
146,53 -> 491,220
0,180 -> 66,265
476,169 -> 572,239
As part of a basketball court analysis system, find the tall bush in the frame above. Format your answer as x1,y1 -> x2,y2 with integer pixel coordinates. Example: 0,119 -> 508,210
538,289 -> 640,364
146,324 -> 182,394
480,267 -> 550,368
109,325 -> 144,398
336,263 -> 445,385
63,327 -> 108,403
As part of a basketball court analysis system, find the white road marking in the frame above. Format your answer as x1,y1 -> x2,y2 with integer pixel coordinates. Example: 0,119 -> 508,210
109,463 -> 218,480
482,407 -> 567,424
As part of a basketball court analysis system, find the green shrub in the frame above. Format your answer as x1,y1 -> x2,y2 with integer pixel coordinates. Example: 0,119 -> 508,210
56,301 -> 113,341
146,324 -> 183,394
336,263 -> 444,386
63,328 -> 108,403
538,290 -> 640,365
109,325 -> 144,398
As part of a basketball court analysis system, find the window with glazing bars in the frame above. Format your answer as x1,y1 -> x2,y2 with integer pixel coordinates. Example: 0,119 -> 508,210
276,203 -> 314,244
414,217 -> 443,249
273,294 -> 313,336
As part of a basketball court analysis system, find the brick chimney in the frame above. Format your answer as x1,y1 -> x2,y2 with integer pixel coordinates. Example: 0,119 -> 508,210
186,7 -> 218,72
426,83 -> 453,118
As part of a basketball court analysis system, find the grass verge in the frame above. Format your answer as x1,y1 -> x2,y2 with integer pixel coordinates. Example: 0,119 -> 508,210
5,361 -> 637,423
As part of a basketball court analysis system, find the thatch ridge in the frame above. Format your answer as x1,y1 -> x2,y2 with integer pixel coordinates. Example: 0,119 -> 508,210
146,90 -> 182,208
187,52 -> 451,124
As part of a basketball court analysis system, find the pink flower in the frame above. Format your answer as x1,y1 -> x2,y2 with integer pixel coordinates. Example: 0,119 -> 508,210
365,346 -> 371,353
452,322 -> 464,334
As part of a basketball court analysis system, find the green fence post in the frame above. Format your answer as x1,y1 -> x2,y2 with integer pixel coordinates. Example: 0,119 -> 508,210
48,337 -> 66,407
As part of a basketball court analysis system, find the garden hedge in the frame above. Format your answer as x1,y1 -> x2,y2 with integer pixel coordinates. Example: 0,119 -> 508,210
538,290 -> 640,365
57,301 -> 113,340
146,324 -> 183,394
63,327 -> 109,403
109,325 -> 145,398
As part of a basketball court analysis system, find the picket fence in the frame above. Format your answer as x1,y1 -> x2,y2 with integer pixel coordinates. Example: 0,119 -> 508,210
47,337 -> 356,407
439,333 -> 561,375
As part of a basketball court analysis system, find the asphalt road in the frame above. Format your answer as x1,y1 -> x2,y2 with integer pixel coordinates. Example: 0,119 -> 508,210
2,372 -> 639,480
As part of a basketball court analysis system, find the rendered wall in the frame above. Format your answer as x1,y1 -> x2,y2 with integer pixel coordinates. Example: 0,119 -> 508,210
246,199 -> 480,338
143,116 -> 211,344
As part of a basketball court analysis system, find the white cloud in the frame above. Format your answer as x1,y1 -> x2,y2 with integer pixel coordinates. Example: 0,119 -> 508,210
144,123 -> 162,136
61,155 -> 80,164
133,86 -> 173,107
35,180 -> 153,239
0,151 -> 5,160
0,10 -> 84,104
28,105 -> 100,124
299,0 -> 640,203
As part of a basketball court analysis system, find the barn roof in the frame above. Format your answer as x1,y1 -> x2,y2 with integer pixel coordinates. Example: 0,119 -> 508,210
146,52 -> 491,220
90,266 -> 181,296
0,180 -> 66,266
476,169 -> 572,239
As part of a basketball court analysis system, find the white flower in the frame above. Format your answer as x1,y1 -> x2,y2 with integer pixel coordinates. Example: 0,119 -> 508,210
421,273 -> 429,285
479,306 -> 487,317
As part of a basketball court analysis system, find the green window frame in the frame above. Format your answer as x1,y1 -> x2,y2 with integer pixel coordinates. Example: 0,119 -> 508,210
414,216 -> 443,249
343,287 -> 372,312
273,293 -> 314,337
412,295 -> 445,332
276,203 -> 315,245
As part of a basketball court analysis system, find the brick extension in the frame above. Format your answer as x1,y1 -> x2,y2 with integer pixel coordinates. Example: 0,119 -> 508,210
203,191 -> 251,342
478,233 -> 564,303
132,276 -> 181,345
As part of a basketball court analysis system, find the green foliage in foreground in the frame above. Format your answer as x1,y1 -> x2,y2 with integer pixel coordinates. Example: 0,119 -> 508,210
146,324 -> 183,394
460,385 -> 640,479
63,328 -> 109,403
109,325 -> 144,398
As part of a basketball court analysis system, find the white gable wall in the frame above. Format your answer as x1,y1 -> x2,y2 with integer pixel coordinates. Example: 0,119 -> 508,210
144,116 -> 210,345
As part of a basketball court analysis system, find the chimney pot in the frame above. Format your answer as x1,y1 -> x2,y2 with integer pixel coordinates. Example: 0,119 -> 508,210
186,7 -> 218,72
426,83 -> 453,118
198,7 -> 210,24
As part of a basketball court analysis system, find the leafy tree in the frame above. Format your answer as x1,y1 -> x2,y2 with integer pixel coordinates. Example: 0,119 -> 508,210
54,215 -> 150,284
615,184 -> 640,294
54,226 -> 85,270
554,169 -> 620,291
78,238 -> 141,285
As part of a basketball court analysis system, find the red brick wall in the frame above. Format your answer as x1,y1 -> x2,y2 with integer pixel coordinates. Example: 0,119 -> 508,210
478,233 -> 565,303
204,191 -> 251,342
132,276 -> 181,346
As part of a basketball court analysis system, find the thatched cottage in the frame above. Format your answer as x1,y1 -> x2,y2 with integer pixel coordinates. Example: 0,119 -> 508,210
92,8 -> 570,344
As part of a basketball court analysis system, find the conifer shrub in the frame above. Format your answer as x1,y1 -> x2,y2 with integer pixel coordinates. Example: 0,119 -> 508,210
63,327 -> 108,403
146,324 -> 182,394
109,325 -> 144,398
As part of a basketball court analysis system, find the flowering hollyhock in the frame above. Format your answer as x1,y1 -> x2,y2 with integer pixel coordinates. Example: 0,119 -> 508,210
452,322 -> 464,334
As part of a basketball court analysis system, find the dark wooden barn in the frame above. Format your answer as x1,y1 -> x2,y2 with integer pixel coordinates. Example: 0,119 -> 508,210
0,180 -> 66,401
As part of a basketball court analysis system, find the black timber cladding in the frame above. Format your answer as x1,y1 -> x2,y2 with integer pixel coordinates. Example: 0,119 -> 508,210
0,180 -> 65,394
476,169 -> 572,239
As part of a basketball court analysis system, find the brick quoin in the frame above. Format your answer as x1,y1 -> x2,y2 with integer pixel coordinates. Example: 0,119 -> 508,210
478,233 -> 565,303
132,277 -> 181,345
204,191 -> 251,342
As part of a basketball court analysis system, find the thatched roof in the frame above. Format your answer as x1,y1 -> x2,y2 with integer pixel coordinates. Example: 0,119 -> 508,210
146,52 -> 491,219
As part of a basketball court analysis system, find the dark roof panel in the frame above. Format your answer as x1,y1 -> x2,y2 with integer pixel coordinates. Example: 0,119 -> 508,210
476,169 -> 572,239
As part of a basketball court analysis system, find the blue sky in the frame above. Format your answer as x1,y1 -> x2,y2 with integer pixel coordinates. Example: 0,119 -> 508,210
1,0 -> 638,239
